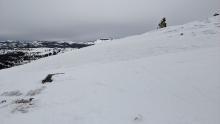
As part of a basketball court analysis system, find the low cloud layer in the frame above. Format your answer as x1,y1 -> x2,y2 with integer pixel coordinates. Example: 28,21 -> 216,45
0,0 -> 219,41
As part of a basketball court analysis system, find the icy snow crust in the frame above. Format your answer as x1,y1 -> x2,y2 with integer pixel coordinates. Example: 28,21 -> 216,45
0,16 -> 220,124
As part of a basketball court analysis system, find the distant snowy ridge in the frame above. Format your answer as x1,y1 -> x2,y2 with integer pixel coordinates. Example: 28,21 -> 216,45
0,40 -> 93,49
0,40 -> 93,70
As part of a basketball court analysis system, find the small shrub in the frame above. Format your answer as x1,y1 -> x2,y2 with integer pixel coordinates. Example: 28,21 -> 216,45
158,17 -> 167,29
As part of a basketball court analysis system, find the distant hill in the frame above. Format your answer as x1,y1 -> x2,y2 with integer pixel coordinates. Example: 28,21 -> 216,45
0,40 -> 93,49
0,41 -> 93,70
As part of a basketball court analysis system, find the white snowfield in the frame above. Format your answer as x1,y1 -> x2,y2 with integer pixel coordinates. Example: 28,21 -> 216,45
0,16 -> 220,124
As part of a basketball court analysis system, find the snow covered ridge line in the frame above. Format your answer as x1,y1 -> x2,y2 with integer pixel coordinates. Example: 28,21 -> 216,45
0,41 -> 94,70
0,38 -> 113,70
0,40 -> 93,49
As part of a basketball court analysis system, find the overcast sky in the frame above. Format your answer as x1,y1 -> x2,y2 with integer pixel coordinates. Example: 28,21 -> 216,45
0,0 -> 219,41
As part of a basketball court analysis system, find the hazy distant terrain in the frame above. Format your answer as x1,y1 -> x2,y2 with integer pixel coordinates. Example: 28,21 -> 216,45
0,41 -> 93,70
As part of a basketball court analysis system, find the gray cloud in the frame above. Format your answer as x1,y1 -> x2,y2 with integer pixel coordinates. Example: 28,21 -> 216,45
0,0 -> 219,41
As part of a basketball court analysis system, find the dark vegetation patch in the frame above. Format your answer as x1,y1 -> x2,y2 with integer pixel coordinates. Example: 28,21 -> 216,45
0,87 -> 46,113
11,98 -> 35,113
15,98 -> 34,104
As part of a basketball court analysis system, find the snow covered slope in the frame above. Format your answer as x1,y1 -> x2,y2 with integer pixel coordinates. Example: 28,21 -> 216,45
0,16 -> 220,124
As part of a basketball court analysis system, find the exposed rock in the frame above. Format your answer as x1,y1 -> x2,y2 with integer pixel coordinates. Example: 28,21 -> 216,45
42,73 -> 64,84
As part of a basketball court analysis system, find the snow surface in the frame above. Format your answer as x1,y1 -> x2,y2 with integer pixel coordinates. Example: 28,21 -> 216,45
0,16 -> 220,124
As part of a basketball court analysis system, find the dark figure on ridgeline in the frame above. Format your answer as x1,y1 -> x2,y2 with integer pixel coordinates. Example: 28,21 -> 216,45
158,17 -> 167,29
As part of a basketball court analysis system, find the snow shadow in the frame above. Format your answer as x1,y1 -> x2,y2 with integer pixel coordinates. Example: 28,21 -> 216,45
1,90 -> 23,96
